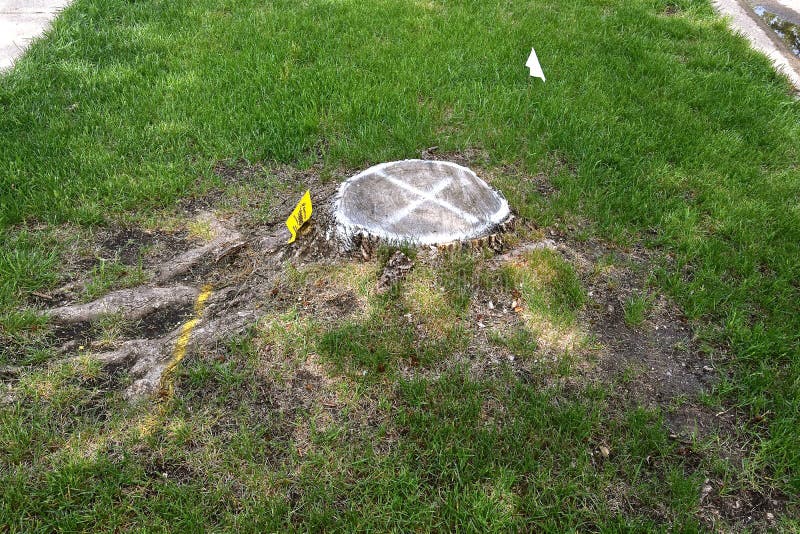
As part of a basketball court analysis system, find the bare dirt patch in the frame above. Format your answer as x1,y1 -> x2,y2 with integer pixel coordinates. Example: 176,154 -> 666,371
14,159 -> 790,529
99,228 -> 188,267
34,161 -> 352,401
559,236 -> 724,439
375,220 -> 785,529
512,231 -> 788,530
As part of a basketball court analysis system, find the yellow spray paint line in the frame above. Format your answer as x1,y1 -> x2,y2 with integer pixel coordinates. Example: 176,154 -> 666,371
158,284 -> 213,402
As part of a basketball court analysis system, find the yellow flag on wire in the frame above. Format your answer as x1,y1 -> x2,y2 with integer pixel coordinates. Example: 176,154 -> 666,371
286,190 -> 313,244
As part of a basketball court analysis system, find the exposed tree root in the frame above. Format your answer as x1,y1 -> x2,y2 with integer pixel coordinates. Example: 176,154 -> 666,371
153,214 -> 244,283
94,302 -> 260,400
48,286 -> 199,324
43,203 -> 510,401
57,280 -> 267,399
491,238 -> 557,264
76,275 -> 267,399
42,213 -> 282,400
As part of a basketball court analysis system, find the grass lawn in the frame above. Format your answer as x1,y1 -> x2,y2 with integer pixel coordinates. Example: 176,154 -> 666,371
2,0 -> 800,530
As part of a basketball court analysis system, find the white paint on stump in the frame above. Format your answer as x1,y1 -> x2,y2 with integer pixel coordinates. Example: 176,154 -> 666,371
333,159 -> 511,248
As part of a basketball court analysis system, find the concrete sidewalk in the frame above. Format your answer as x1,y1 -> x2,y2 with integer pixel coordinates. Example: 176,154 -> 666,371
714,0 -> 800,91
0,0 -> 72,71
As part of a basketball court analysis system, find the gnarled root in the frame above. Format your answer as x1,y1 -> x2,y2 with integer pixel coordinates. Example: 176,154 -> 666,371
153,214 -> 244,283
41,213 -> 277,401
47,286 -> 199,324
94,303 -> 259,400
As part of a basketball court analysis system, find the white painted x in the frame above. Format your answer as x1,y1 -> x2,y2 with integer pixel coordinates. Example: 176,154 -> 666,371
374,170 -> 479,227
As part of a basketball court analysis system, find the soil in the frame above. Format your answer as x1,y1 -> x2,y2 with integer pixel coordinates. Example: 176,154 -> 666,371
561,236 -> 724,439
12,157 -> 791,530
51,321 -> 94,351
99,228 -> 188,266
31,162 -> 354,400
132,302 -> 195,339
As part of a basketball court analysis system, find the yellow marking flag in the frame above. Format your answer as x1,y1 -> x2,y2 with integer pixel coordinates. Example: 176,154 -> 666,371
286,190 -> 313,244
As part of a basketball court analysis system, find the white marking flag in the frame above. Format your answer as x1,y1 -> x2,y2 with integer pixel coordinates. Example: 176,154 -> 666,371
526,47 -> 545,81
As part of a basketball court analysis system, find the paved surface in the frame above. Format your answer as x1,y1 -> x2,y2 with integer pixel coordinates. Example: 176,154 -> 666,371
333,160 -> 511,248
714,0 -> 800,91
754,0 -> 800,56
0,0 -> 72,71
774,0 -> 800,11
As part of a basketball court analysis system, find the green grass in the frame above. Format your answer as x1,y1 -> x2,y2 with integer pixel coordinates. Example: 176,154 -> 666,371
489,327 -> 539,360
0,231 -> 59,303
624,292 -> 654,326
0,326 -> 723,531
1,0 -> 800,529
0,231 -> 61,350
438,250 -> 477,313
319,292 -> 469,375
82,259 -> 148,302
502,248 -> 587,323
